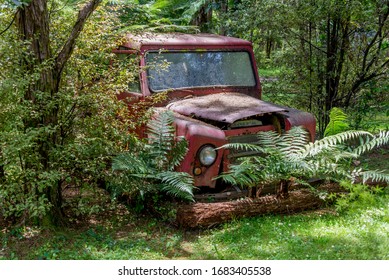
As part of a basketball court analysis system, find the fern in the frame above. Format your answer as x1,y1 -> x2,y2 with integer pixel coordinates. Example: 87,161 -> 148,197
158,171 -> 195,201
277,126 -> 309,159
112,110 -> 194,202
219,126 -> 389,189
324,107 -> 350,137
219,143 -> 266,153
147,110 -> 176,169
353,130 -> 389,156
351,169 -> 389,184
299,130 -> 372,158
218,157 -> 265,187
167,136 -> 189,170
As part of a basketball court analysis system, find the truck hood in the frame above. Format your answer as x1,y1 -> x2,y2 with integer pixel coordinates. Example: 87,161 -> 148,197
166,92 -> 287,123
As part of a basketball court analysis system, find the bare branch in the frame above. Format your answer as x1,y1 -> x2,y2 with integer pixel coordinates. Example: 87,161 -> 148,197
0,11 -> 17,36
287,29 -> 328,55
55,0 -> 102,75
362,3 -> 389,73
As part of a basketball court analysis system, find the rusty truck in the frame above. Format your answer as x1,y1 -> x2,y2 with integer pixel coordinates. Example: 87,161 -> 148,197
114,33 -> 316,195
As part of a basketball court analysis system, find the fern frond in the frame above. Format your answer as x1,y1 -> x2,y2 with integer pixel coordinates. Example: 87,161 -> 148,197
220,143 -> 266,153
300,130 -> 373,158
166,136 -> 189,170
256,129 -> 280,150
217,157 -> 265,187
278,127 -> 309,159
352,169 -> 389,184
147,110 -> 176,166
353,130 -> 389,156
158,171 -> 195,201
324,107 -> 349,137
112,152 -> 151,174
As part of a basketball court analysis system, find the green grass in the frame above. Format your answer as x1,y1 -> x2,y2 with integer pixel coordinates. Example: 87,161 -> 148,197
1,189 -> 389,260
192,207 -> 389,260
258,67 -> 281,78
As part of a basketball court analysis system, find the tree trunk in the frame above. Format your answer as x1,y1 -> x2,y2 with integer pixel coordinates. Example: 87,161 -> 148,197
0,148 -> 4,181
219,0 -> 228,35
191,0 -> 213,32
265,34 -> 273,59
15,0 -> 101,226
321,14 -> 350,136
176,183 -> 344,228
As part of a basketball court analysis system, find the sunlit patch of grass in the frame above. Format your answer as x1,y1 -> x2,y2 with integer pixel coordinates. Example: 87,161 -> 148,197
187,195 -> 389,260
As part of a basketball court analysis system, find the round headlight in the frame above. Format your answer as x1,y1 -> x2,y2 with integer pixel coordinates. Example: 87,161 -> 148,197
198,145 -> 217,166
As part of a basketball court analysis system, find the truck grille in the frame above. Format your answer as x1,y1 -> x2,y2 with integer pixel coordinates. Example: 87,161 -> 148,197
227,133 -> 262,159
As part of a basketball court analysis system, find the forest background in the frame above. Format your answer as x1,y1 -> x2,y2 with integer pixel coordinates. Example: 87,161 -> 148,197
0,0 -> 388,260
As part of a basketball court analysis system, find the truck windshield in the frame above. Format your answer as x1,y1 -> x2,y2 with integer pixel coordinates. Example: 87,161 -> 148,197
146,51 -> 256,92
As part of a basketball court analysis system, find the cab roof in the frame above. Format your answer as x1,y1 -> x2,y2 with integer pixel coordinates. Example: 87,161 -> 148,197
122,32 -> 253,51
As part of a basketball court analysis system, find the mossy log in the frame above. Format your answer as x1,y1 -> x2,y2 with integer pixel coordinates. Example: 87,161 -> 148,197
176,184 -> 344,228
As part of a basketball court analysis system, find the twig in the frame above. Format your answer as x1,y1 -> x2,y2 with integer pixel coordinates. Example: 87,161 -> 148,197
0,12 -> 17,36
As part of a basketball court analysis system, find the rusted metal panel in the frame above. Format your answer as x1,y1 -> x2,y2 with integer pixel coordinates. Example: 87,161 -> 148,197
173,116 -> 226,188
167,92 -> 286,123
280,107 -> 317,142
123,33 -> 252,50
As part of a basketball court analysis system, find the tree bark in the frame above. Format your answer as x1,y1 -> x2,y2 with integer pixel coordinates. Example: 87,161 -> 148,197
176,184 -> 344,228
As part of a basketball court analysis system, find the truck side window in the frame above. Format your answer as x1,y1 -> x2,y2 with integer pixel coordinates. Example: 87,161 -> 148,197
115,52 -> 141,94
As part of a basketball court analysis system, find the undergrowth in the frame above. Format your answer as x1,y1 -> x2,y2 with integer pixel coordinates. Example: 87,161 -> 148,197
1,180 -> 388,260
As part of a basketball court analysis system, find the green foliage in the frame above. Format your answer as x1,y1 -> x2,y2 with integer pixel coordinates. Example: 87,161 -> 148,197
0,1 -> 136,222
334,181 -> 385,214
219,127 -> 311,187
219,127 -> 389,189
348,81 -> 389,131
115,0 -> 200,33
324,107 -> 349,137
111,110 -> 194,205
224,0 -> 389,136
3,0 -> 30,8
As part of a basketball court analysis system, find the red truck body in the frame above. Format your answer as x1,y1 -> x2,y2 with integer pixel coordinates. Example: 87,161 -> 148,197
115,33 -> 316,189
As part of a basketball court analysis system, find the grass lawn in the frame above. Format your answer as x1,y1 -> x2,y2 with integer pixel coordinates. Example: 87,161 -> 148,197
1,185 -> 388,260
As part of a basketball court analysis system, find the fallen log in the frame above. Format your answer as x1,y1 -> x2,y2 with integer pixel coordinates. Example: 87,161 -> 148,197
176,183 -> 344,228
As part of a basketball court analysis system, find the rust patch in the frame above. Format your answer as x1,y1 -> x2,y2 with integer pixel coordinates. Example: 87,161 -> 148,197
166,92 -> 286,123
